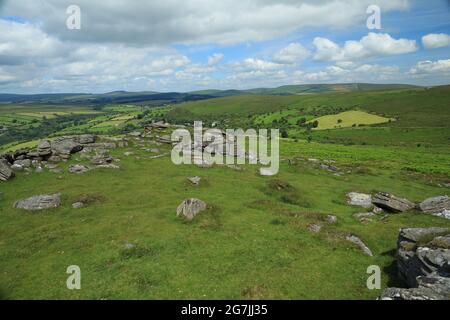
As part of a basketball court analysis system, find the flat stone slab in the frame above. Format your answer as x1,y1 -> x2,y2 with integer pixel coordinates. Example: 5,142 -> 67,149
14,193 -> 61,211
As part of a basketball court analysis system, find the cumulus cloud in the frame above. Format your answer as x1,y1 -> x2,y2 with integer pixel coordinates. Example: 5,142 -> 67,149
232,58 -> 284,71
409,59 -> 450,74
273,43 -> 310,64
422,33 -> 450,49
313,33 -> 418,61
0,0 -> 410,46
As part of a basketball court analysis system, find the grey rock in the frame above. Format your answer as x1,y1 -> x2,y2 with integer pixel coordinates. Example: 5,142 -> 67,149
346,234 -> 373,256
14,193 -> 61,211
77,134 -> 96,144
418,196 -> 450,220
69,164 -> 90,174
347,192 -> 372,208
188,176 -> 201,186
37,140 -> 52,156
51,138 -> 83,156
397,227 -> 450,287
308,224 -> 322,233
353,212 -> 376,218
11,164 -> 24,172
372,192 -> 415,213
326,215 -> 338,224
176,198 -> 207,220
0,159 -> 14,181
72,202 -> 84,209
380,276 -> 450,300
13,159 -> 31,168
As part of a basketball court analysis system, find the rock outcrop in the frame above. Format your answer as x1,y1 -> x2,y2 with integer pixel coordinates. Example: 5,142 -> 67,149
379,227 -> 450,300
372,192 -> 415,213
176,198 -> 207,220
347,192 -> 372,208
0,159 -> 14,181
14,193 -> 61,211
418,196 -> 450,220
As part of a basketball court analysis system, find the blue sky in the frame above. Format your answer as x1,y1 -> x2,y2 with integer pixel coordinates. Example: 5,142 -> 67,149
0,0 -> 449,93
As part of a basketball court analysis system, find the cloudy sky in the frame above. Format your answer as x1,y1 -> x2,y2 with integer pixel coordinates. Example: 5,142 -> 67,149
0,0 -> 449,93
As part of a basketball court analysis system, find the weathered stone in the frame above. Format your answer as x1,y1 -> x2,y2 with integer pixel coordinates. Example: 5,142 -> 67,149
418,196 -> 450,220
13,159 -> 31,168
326,215 -> 338,224
90,150 -> 114,165
372,192 -> 415,213
0,160 -> 14,181
176,198 -> 207,220
77,134 -> 96,144
157,135 -> 172,144
379,276 -> 450,300
259,168 -> 276,176
188,176 -> 201,186
48,155 -> 63,162
397,227 -> 450,287
69,164 -> 90,174
14,193 -> 61,211
308,224 -> 322,233
72,202 -> 84,209
10,164 -> 23,172
51,138 -> 83,155
37,140 -> 52,156
347,192 -> 372,208
128,131 -> 142,137
346,234 -> 373,256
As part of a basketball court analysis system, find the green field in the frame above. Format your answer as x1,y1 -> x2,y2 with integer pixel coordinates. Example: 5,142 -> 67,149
309,111 -> 393,130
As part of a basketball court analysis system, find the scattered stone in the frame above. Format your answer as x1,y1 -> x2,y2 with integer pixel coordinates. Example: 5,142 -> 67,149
35,166 -> 43,173
0,159 -> 14,181
308,224 -> 322,233
188,176 -> 201,186
326,215 -> 338,224
372,192 -> 415,213
11,164 -> 24,172
72,202 -> 84,209
95,164 -> 120,169
91,150 -> 114,165
14,193 -> 61,211
373,206 -> 384,214
418,196 -> 450,220
48,155 -> 62,162
148,148 -> 160,153
346,234 -> 373,256
347,192 -> 372,208
13,159 -> 31,168
69,164 -> 90,174
124,152 -> 134,157
176,198 -> 207,220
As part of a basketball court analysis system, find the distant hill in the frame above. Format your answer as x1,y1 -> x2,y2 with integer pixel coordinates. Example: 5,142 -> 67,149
0,83 -> 422,105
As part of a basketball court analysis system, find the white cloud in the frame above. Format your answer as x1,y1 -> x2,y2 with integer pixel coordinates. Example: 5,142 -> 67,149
232,58 -> 284,71
313,33 -> 418,61
0,0 -> 410,46
409,59 -> 450,74
208,53 -> 224,65
422,33 -> 450,49
273,43 -> 310,64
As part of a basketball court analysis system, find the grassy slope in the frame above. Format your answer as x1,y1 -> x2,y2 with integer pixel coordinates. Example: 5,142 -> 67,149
0,137 -> 449,299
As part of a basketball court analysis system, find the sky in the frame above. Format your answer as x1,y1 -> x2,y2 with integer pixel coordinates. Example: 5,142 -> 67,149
0,0 -> 449,94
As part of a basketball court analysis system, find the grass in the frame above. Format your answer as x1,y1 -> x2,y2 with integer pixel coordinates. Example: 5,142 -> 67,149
0,135 -> 449,299
309,111 -> 393,130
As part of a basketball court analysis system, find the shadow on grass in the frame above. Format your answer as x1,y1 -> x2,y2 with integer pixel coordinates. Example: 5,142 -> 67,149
381,249 -> 408,288
0,287 -> 10,300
